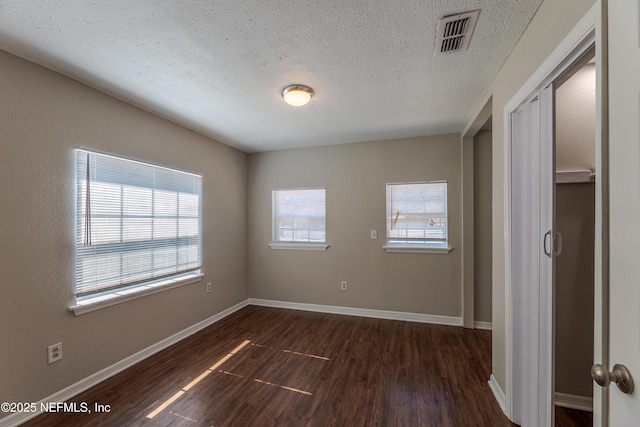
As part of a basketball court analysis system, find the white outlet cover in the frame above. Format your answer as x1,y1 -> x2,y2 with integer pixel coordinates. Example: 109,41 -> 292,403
48,342 -> 62,364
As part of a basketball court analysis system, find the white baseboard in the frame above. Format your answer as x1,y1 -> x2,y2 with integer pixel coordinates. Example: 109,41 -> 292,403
474,321 -> 492,330
488,374 -> 507,415
555,392 -> 593,412
248,298 -> 463,327
0,300 -> 249,427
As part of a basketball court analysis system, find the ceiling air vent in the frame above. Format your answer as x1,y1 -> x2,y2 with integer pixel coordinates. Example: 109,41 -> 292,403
435,10 -> 480,54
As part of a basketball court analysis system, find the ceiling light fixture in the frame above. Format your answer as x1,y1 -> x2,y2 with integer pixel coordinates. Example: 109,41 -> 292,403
282,84 -> 314,106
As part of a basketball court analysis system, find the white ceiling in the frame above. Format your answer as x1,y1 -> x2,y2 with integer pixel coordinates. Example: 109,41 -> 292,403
0,0 -> 542,153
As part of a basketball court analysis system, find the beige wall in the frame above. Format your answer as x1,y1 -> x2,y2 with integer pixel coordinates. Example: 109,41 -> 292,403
489,0 -> 596,391
0,50 -> 248,409
248,136 -> 462,316
556,63 -> 596,172
555,183 -> 595,397
474,130 -> 492,323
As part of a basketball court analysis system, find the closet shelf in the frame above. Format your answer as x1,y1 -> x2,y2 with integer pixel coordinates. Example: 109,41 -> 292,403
556,169 -> 595,184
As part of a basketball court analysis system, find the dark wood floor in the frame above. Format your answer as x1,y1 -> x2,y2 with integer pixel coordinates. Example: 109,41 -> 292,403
555,406 -> 592,427
23,306 -> 588,426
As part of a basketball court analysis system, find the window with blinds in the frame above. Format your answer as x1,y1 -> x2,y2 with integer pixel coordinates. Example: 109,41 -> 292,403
75,149 -> 202,298
386,181 -> 448,247
272,188 -> 326,243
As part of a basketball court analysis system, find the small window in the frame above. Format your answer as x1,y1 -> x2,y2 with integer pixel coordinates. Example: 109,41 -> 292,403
385,181 -> 450,253
270,188 -> 328,250
72,149 -> 203,313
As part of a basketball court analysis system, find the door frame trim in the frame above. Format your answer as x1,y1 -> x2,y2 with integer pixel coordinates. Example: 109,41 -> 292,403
502,4 -> 599,425
461,96 -> 493,329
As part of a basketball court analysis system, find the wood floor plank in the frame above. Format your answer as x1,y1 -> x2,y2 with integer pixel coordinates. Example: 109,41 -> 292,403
555,406 -> 592,427
21,306 -> 558,426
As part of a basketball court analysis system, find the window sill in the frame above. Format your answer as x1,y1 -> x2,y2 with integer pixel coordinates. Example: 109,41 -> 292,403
383,244 -> 452,254
268,242 -> 330,251
69,273 -> 204,316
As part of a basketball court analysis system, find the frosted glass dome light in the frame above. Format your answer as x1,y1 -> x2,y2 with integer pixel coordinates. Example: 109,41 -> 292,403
282,85 -> 314,106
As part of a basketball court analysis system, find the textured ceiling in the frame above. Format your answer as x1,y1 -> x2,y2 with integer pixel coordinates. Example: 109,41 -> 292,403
0,0 -> 542,152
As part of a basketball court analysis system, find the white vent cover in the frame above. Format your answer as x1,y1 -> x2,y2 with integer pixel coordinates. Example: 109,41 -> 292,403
435,10 -> 480,54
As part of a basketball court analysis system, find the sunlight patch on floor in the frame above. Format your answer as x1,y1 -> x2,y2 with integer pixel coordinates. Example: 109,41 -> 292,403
146,339 -> 326,419
254,379 -> 313,396
146,340 -> 251,419
282,349 -> 330,361
218,370 -> 244,378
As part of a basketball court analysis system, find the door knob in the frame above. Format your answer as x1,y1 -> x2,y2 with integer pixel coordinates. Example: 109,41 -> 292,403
591,364 -> 634,394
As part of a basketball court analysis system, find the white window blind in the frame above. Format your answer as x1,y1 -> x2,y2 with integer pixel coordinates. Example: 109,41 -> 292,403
75,149 -> 202,297
386,181 -> 448,246
272,188 -> 326,243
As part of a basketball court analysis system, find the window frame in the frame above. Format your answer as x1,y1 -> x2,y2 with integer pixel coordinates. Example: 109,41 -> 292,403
70,148 -> 203,315
384,181 -> 451,254
269,187 -> 329,251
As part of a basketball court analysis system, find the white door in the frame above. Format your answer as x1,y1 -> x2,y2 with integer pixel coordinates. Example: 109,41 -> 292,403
602,0 -> 640,425
511,84 -> 556,427
538,84 -> 555,427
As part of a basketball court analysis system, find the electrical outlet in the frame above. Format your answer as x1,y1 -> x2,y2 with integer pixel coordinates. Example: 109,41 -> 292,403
48,342 -> 62,364
341,281 -> 348,291
206,282 -> 212,293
